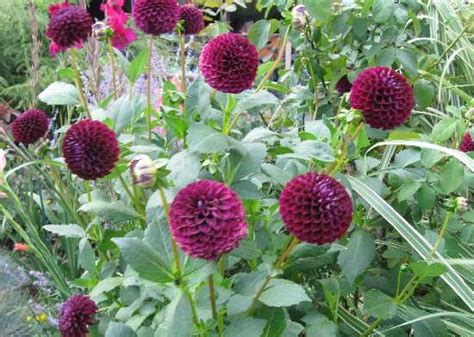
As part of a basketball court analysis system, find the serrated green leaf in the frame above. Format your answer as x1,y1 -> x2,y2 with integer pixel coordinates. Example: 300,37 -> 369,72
338,230 -> 376,283
363,289 -> 397,319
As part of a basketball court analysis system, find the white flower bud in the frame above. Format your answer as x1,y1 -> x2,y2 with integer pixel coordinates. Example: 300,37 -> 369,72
130,155 -> 157,188
292,5 -> 308,29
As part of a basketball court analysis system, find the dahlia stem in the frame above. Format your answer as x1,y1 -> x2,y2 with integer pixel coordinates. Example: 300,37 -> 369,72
116,169 -> 145,218
106,40 -> 118,99
146,36 -> 154,141
157,185 -> 182,276
255,25 -> 291,92
208,274 -> 218,320
178,30 -> 187,95
327,121 -> 364,176
247,236 -> 299,315
180,284 -> 201,328
70,48 -> 92,119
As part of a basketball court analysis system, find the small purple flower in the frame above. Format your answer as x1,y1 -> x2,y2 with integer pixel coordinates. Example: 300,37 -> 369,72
459,132 -> 473,152
59,295 -> 97,337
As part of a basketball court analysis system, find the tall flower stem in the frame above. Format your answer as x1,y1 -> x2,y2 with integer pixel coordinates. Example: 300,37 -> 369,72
157,185 -> 182,275
208,274 -> 218,319
70,48 -> 92,119
106,41 -> 118,99
247,236 -> 299,315
146,36 -> 154,140
255,25 -> 291,92
178,30 -> 187,94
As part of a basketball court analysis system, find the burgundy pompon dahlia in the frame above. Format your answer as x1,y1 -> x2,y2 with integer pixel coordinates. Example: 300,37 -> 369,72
169,180 -> 248,260
12,109 -> 49,145
279,173 -> 353,245
199,33 -> 259,94
179,4 -> 205,35
46,3 -> 93,54
336,75 -> 352,95
350,66 -> 414,130
132,0 -> 180,36
459,131 -> 474,152
59,295 -> 97,337
62,120 -> 120,180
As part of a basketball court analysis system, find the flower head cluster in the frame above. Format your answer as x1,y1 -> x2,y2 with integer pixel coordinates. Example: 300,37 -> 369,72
350,66 -> 414,130
101,0 -> 137,49
46,2 -> 93,56
169,180 -> 247,260
62,120 -> 120,180
279,173 -> 353,244
459,131 -> 474,152
59,295 -> 97,337
133,0 -> 180,36
12,109 -> 49,145
199,33 -> 259,93
179,5 -> 205,35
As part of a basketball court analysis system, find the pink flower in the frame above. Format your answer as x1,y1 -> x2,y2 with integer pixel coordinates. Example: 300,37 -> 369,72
14,243 -> 29,252
101,0 -> 137,49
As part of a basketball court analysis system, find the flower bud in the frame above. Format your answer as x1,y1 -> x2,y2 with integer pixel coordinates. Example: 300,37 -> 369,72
130,155 -> 157,188
92,21 -> 109,41
292,5 -> 308,29
14,243 -> 29,252
455,197 -> 469,213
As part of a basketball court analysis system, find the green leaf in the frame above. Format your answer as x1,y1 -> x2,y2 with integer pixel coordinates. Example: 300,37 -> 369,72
106,322 -> 136,337
303,0 -> 332,23
431,118 -> 460,143
248,20 -> 272,50
440,158 -> 464,194
348,176 -> 474,310
185,77 -> 211,119
235,91 -> 279,112
90,277 -> 124,300
261,163 -> 293,185
78,238 -> 95,273
79,201 -> 140,224
259,307 -> 287,337
43,224 -> 86,238
225,318 -> 267,337
397,48 -> 417,76
282,140 -> 335,162
398,179 -> 422,202
101,96 -> 146,134
168,151 -> 201,188
113,48 -> 131,78
187,124 -> 231,153
415,185 -> 436,210
372,0 -> 395,23
229,143 -> 267,182
144,220 -> 174,267
243,128 -> 276,143
129,47 -> 150,84
38,82 -> 80,105
227,294 -> 253,315
259,279 -> 311,307
320,278 -> 340,321
363,289 -> 397,319
155,292 -> 193,337
112,238 -> 174,283
304,313 -> 338,337
414,79 -> 435,109
338,230 -> 376,283
410,261 -> 448,281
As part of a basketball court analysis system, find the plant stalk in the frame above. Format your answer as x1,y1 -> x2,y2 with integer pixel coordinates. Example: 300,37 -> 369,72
70,48 -> 92,118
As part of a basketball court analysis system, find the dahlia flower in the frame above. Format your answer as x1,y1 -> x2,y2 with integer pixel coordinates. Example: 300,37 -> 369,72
129,154 -> 157,188
279,173 -> 353,244
46,2 -> 93,56
132,0 -> 180,36
459,132 -> 474,152
59,295 -> 97,337
336,75 -> 352,95
101,0 -> 137,49
199,33 -> 259,93
350,66 -> 414,130
179,5 -> 205,35
12,109 -> 49,145
62,120 -> 120,180
169,180 -> 247,260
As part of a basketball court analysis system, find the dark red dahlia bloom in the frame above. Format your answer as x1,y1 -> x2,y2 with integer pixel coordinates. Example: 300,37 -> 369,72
46,3 -> 93,54
132,0 -> 180,36
336,75 -> 352,95
199,33 -> 259,94
59,295 -> 97,337
350,66 -> 414,130
62,120 -> 120,180
169,180 -> 248,260
179,5 -> 204,35
279,173 -> 353,244
459,132 -> 474,152
12,109 -> 49,145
